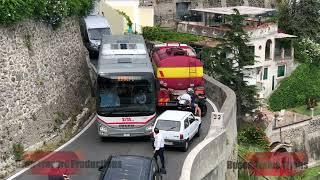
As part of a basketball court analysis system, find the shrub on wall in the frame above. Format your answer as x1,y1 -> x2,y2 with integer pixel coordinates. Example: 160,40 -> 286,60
238,123 -> 270,150
42,0 -> 69,29
66,0 -> 94,16
142,26 -> 205,44
0,0 -> 93,28
0,0 -> 33,24
268,64 -> 320,111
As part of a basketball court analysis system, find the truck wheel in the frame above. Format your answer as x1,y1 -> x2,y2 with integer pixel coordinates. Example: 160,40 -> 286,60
182,140 -> 189,152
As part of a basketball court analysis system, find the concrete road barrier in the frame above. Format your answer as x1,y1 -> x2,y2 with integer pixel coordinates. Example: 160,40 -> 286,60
179,74 -> 238,180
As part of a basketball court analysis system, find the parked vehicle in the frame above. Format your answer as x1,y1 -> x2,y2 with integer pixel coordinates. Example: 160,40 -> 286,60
80,15 -> 111,57
151,110 -> 201,152
177,92 -> 207,117
150,42 -> 207,116
93,35 -> 156,138
98,155 -> 162,180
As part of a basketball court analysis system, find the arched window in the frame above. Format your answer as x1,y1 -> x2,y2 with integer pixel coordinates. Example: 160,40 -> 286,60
265,39 -> 272,60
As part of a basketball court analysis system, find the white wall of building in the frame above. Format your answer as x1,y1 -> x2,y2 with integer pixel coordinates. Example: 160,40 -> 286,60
105,0 -> 154,33
243,30 -> 296,99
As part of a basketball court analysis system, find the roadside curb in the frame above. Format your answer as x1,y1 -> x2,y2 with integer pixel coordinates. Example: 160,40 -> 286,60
6,113 -> 96,180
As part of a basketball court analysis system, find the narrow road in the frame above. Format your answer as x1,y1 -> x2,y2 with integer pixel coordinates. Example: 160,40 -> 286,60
12,103 -> 213,180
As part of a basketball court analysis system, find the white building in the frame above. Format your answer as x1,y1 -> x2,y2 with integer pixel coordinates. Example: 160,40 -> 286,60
103,0 -> 154,33
177,6 -> 297,99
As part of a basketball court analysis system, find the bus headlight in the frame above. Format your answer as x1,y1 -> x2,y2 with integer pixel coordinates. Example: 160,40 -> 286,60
146,125 -> 153,131
99,126 -> 108,132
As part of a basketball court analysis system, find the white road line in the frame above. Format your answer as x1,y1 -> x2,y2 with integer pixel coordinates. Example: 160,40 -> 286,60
6,114 -> 97,180
206,98 -> 218,112
7,99 -> 218,180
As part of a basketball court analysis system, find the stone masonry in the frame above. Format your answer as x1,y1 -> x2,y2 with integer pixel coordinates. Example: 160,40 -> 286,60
269,118 -> 320,166
0,17 -> 91,173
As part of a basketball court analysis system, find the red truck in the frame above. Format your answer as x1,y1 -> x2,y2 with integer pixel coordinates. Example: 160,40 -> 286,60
150,42 -> 207,116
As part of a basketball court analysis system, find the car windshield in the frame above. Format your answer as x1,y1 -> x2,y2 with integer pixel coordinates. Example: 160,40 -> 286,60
103,157 -> 150,180
155,120 -> 181,132
88,28 -> 110,40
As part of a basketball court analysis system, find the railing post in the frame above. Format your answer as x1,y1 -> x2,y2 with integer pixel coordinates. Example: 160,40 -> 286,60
311,108 -> 314,118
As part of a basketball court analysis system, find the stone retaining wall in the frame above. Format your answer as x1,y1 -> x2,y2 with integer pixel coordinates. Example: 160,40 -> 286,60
0,18 -> 91,177
179,74 -> 237,180
269,118 -> 320,167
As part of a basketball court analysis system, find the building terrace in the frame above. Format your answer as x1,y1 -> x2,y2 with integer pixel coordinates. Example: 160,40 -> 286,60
177,6 -> 297,99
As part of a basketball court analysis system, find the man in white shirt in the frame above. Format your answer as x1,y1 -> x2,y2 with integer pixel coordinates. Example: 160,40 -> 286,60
153,128 -> 166,173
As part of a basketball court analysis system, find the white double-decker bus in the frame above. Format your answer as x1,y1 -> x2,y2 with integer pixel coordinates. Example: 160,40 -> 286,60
94,35 -> 156,137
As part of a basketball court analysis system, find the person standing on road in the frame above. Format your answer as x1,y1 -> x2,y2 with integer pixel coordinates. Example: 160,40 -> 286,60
153,128 -> 166,174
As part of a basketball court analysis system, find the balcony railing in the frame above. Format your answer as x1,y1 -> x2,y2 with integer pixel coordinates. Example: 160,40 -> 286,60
274,48 -> 293,62
177,21 -> 278,39
177,21 -> 228,38
139,0 -> 153,6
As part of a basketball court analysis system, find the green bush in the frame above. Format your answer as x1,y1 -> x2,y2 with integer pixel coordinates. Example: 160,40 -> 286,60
12,143 -> 24,161
238,123 -> 270,150
0,0 -> 33,24
42,0 -> 69,29
268,64 -> 320,111
142,26 -> 205,44
66,0 -> 93,16
0,0 -> 93,28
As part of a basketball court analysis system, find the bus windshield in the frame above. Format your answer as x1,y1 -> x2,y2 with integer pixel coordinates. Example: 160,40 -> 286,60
97,75 -> 156,116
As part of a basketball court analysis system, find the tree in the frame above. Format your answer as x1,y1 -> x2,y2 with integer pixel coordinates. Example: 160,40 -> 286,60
294,38 -> 320,67
202,9 -> 259,117
277,0 -> 320,39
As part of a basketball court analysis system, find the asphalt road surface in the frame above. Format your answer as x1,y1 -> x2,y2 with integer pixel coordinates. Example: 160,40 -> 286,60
12,102 -> 213,180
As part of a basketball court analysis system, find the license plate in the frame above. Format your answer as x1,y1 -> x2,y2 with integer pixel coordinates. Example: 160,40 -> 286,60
123,134 -> 130,137
165,141 -> 173,145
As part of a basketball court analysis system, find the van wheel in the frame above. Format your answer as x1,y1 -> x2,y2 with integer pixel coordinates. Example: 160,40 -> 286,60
182,140 -> 189,152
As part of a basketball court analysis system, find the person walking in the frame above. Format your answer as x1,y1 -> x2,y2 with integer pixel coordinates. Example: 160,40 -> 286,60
153,128 -> 166,174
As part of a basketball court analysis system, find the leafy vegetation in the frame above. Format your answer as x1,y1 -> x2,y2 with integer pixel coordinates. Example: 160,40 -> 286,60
294,38 -> 320,66
291,104 -> 320,116
269,64 -> 320,111
237,122 -> 270,180
0,0 -> 94,29
269,1 -> 320,111
297,165 -> 320,180
142,26 -> 205,44
238,123 -> 270,152
277,0 -> 320,39
12,143 -> 25,161
201,9 -> 259,116
116,10 -> 133,31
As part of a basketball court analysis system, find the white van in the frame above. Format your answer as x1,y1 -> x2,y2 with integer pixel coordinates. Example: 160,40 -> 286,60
80,15 -> 111,57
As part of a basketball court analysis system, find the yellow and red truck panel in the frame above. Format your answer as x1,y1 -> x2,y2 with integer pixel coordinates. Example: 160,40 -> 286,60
152,48 -> 204,90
